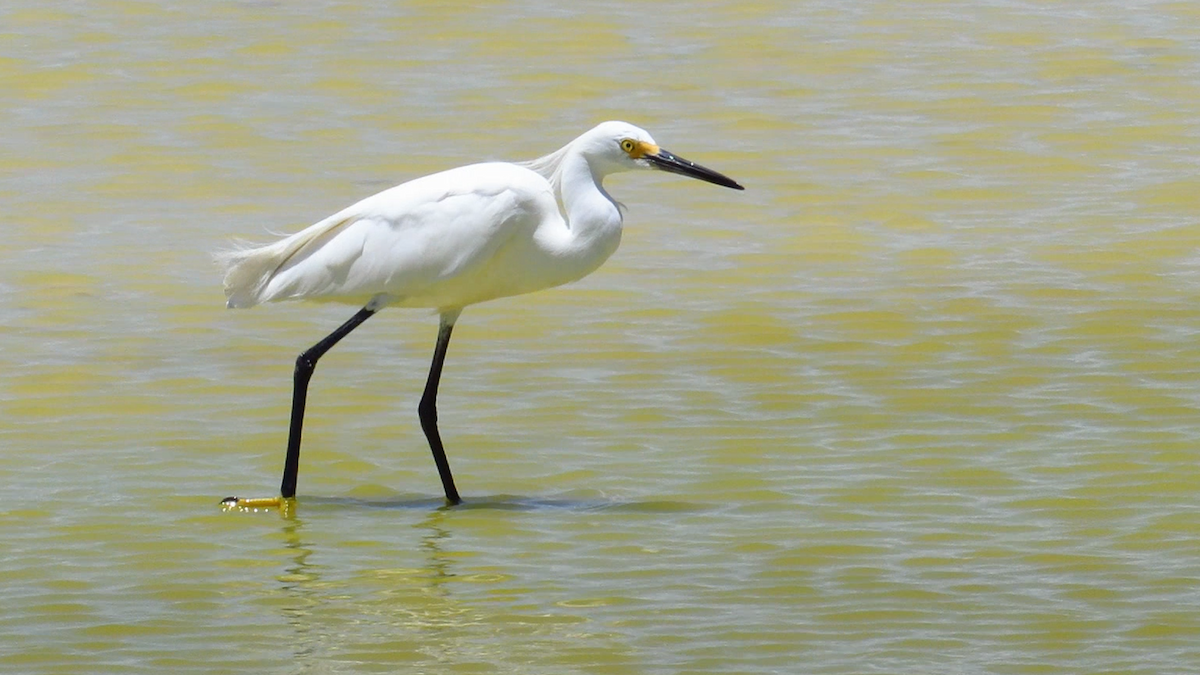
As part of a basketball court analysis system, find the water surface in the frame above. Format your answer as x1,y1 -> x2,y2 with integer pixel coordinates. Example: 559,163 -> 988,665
3,1 -> 1200,673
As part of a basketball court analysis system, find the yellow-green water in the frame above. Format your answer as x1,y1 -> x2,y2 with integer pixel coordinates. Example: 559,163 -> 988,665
3,1 -> 1200,673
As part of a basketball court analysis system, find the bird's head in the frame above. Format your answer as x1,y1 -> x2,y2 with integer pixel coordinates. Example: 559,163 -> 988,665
578,121 -> 744,190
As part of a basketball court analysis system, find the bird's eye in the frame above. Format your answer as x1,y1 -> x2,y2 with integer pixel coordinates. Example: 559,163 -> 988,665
620,139 -> 636,153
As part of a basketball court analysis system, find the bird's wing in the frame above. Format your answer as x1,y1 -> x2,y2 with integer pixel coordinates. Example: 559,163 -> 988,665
223,163 -> 554,308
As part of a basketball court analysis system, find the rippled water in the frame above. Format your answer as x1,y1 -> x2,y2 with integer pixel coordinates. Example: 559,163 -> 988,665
3,1 -> 1200,673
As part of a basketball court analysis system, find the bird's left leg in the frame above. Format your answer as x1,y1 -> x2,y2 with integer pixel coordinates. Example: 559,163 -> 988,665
280,306 -> 379,498
223,305 -> 377,510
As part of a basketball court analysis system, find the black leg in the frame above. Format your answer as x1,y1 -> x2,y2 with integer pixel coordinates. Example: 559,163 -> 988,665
419,311 -> 462,505
280,306 -> 376,498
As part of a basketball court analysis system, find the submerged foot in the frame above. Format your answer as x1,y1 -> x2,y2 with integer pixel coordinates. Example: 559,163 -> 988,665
220,495 -> 286,511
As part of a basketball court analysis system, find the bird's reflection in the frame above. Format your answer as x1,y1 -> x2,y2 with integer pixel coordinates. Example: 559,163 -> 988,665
267,500 -> 474,668
274,516 -> 322,667
260,493 -> 704,668
415,508 -> 455,596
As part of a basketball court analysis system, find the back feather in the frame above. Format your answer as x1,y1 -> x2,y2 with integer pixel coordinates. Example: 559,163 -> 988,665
215,214 -> 354,308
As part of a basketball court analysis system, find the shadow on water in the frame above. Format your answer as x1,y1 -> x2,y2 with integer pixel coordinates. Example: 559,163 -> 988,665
297,493 -> 715,514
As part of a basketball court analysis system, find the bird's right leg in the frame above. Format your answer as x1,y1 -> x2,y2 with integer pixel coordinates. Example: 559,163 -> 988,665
419,309 -> 463,505
279,306 -> 377,498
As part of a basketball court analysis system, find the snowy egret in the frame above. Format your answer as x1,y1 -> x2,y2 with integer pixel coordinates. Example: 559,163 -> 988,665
219,121 -> 743,508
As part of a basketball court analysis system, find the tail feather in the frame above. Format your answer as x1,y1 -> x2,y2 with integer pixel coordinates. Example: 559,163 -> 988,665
215,214 -> 355,308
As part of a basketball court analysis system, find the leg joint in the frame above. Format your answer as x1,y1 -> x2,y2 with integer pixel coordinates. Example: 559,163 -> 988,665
417,395 -> 437,424
294,350 -> 317,376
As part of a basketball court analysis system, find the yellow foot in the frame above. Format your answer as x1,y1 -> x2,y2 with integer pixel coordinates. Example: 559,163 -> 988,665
220,496 -> 285,512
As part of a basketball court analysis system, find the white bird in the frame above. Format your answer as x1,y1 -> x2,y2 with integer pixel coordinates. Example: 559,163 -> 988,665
219,121 -> 743,508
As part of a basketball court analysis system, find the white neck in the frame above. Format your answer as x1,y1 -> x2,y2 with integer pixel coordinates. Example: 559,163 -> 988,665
559,151 -> 623,266
562,152 -> 620,228
524,145 -> 624,274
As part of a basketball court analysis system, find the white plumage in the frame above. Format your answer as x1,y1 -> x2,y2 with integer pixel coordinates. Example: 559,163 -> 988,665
219,122 -> 656,313
218,121 -> 743,506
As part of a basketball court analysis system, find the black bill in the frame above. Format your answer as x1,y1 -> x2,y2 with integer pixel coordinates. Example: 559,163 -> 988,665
646,148 -> 744,190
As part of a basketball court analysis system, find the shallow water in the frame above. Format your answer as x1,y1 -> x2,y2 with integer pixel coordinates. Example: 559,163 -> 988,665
3,1 -> 1200,673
